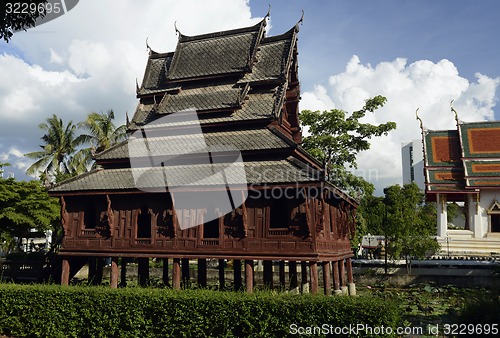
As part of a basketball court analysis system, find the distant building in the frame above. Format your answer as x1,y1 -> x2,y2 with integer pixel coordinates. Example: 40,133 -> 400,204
421,117 -> 500,256
401,139 -> 425,190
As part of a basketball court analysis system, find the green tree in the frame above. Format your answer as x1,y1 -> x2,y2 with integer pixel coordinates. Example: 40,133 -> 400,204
24,114 -> 87,181
383,183 -> 439,273
0,161 -> 11,177
300,95 -> 396,197
0,178 -> 60,252
358,195 -> 386,235
0,0 -> 47,42
79,109 -> 127,154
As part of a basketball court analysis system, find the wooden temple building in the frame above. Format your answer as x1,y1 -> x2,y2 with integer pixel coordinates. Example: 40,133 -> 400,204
421,112 -> 500,255
49,17 -> 358,294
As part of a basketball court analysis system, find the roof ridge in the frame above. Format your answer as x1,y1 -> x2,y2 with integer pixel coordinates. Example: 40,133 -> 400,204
178,19 -> 266,43
261,24 -> 298,43
48,167 -> 105,191
94,139 -> 129,160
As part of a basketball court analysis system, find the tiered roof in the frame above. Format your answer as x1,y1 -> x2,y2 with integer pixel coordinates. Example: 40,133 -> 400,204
459,121 -> 500,188
50,17 -> 336,197
422,119 -> 500,197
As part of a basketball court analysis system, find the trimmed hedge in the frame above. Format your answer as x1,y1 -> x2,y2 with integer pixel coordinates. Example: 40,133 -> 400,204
0,284 -> 401,337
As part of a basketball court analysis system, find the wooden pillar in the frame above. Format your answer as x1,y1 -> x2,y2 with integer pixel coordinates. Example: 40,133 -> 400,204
339,259 -> 348,295
95,257 -> 104,285
233,259 -> 242,291
346,257 -> 356,296
289,261 -> 298,290
245,260 -> 254,293
61,257 -> 70,286
138,258 -> 149,287
162,258 -> 169,287
333,260 -> 341,293
300,261 -> 308,290
322,261 -> 331,296
172,258 -> 181,290
279,261 -> 286,289
346,258 -> 353,284
110,257 -> 119,289
88,257 -> 96,284
181,258 -> 190,289
218,259 -> 225,290
263,260 -> 273,289
197,258 -> 207,288
309,261 -> 318,294
120,257 -> 128,287
339,259 -> 346,287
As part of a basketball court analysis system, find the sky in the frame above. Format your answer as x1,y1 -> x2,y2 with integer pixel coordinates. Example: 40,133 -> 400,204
1,0 -> 499,194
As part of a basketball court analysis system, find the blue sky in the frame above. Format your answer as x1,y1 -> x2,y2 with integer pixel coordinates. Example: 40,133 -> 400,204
0,0 -> 499,192
253,0 -> 500,91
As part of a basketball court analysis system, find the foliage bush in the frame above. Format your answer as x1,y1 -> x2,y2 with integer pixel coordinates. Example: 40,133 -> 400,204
456,294 -> 500,324
0,284 -> 401,337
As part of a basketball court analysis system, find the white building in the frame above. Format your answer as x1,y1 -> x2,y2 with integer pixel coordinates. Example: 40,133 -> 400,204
401,139 -> 425,190
422,119 -> 500,256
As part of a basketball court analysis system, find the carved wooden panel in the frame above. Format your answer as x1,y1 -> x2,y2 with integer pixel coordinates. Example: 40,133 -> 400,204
280,241 -> 296,250
263,241 -> 279,249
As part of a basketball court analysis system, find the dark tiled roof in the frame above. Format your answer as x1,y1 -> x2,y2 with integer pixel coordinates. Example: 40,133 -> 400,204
239,29 -> 296,84
156,83 -> 248,114
129,86 -> 281,129
49,159 -> 317,193
130,102 -> 156,126
166,21 -> 265,81
95,128 -> 291,160
137,52 -> 174,96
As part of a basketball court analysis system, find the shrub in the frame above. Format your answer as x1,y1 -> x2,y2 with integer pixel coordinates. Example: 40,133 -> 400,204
0,284 -> 401,337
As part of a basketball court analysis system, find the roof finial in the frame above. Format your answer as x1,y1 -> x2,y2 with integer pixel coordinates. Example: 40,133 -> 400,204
126,111 -> 130,127
450,99 -> 460,125
293,10 -> 304,31
136,78 -> 140,94
146,37 -> 150,51
265,4 -> 271,19
298,9 -> 304,25
174,21 -> 180,36
416,108 -> 423,131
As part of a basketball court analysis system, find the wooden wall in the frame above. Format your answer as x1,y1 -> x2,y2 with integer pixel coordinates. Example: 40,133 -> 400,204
60,188 -> 355,259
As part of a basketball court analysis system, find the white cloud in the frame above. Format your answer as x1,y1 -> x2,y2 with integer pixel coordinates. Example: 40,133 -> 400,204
300,85 -> 336,111
301,55 -> 500,193
49,48 -> 64,65
0,147 -> 31,171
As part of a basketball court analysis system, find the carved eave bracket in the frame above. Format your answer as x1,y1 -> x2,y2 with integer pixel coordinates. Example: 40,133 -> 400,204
241,191 -> 248,237
304,188 -> 312,238
171,192 -> 179,237
60,196 -> 69,237
106,194 -> 115,236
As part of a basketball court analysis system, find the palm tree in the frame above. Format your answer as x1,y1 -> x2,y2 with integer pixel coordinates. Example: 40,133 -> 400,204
79,109 -> 127,154
25,114 -> 87,178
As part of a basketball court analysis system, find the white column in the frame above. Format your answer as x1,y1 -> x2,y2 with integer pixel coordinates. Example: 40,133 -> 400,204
436,194 -> 447,238
468,193 -> 483,238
